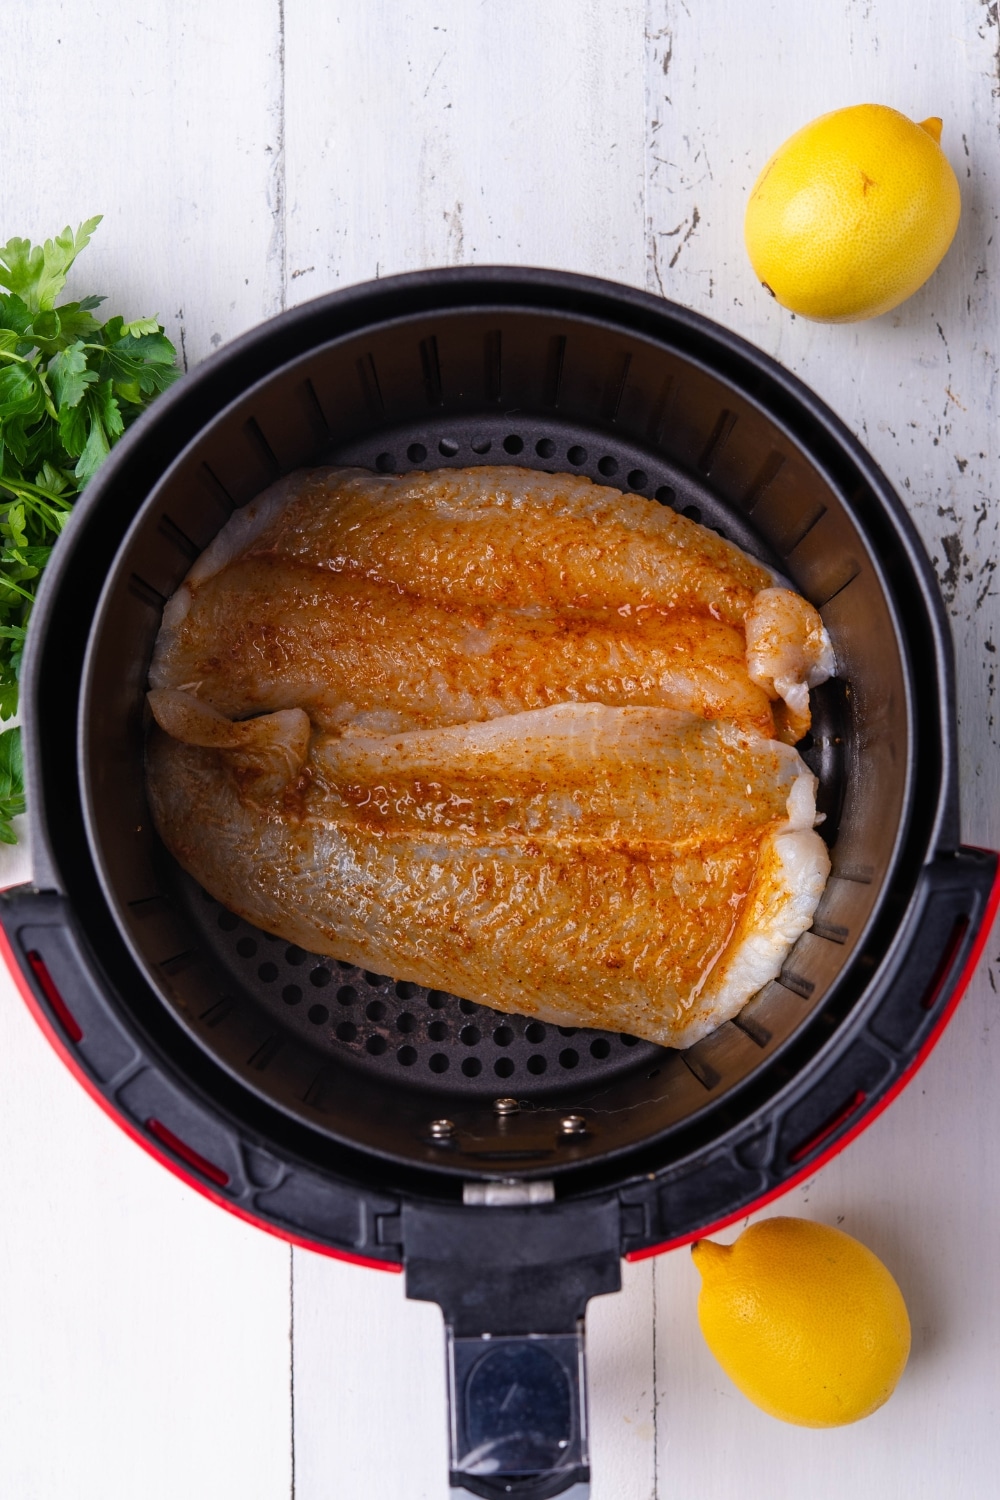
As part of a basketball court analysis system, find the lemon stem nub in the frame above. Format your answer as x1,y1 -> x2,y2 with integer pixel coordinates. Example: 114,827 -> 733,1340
691,1238 -> 731,1278
919,117 -> 943,145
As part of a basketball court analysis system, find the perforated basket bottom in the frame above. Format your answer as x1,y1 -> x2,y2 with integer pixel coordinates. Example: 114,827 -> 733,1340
178,874 -> 666,1098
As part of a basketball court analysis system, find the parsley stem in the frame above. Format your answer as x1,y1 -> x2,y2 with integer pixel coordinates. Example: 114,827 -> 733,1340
0,576 -> 38,604
0,479 -> 72,511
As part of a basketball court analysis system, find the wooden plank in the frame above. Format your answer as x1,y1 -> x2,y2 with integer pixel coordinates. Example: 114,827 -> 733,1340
647,2 -> 1000,1494
587,1258 -> 657,1500
0,3 -> 293,1497
284,0 -> 648,299
0,942 -> 293,1499
292,1253 -> 448,1500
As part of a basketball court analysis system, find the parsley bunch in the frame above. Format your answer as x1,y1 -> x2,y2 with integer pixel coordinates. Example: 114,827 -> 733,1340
0,217 -> 180,842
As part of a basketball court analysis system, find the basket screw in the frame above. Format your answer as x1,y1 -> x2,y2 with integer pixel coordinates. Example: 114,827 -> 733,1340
493,1097 -> 520,1116
559,1114 -> 587,1137
429,1118 -> 456,1142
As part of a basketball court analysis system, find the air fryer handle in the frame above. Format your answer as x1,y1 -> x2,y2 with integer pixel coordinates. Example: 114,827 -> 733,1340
445,1329 -> 590,1499
402,1197 -> 622,1499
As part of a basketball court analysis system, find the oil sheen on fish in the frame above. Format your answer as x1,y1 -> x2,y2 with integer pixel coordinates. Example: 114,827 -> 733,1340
147,466 -> 834,1048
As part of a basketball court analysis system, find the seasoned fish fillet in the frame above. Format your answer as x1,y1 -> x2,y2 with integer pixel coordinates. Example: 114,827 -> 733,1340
147,697 -> 830,1047
151,467 -> 830,740
147,466 -> 834,1047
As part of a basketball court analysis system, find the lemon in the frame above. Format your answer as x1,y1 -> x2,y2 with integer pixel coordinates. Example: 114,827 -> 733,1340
745,104 -> 960,321
691,1217 -> 911,1426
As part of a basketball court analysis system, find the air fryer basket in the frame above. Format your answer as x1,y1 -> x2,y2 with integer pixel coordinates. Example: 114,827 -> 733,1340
74,279 -> 956,1174
4,270 -> 996,1500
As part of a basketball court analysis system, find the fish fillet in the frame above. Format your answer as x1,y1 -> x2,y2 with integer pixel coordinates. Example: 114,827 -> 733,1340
146,466 -> 834,1047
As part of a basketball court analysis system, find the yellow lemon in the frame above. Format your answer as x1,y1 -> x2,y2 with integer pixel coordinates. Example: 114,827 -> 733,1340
745,104 -> 960,321
692,1217 -> 911,1426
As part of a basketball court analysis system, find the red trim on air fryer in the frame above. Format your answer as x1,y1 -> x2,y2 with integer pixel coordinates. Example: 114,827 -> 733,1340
146,1117 -> 232,1188
626,853 -> 1000,1262
0,918 -> 401,1274
920,914 -> 970,1009
787,1089 -> 867,1164
26,950 -> 83,1042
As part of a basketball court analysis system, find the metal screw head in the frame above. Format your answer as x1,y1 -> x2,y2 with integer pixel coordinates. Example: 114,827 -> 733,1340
559,1114 -> 587,1137
493,1097 -> 520,1116
429,1118 -> 456,1141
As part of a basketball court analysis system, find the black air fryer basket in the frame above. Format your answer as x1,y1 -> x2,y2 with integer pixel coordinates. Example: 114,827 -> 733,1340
3,269 -> 997,1499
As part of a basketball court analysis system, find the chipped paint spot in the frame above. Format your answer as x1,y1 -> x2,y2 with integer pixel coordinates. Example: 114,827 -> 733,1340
937,533 -> 964,603
444,200 -> 465,263
668,205 -> 701,269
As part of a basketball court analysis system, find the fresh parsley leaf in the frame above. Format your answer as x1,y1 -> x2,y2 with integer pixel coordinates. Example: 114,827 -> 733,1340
74,380 -> 124,483
0,217 -> 103,313
0,217 -> 180,840
0,292 -> 33,340
0,724 -> 25,842
121,316 -> 162,338
33,301 -> 102,350
0,364 -> 40,421
57,399 -> 89,457
49,341 -> 97,410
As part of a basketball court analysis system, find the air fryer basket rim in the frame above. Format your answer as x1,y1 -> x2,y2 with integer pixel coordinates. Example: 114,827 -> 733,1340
74,301 -> 920,1170
80,310 -> 905,1152
11,266 -> 991,1239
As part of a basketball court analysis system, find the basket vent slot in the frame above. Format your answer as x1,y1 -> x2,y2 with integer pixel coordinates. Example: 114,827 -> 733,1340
484,330 -> 502,402
300,377 -> 331,437
157,515 -> 200,561
743,450 -> 785,513
811,560 -> 861,609
199,462 -> 235,517
698,409 -> 738,474
644,375 -> 674,445
243,417 -> 281,481
420,336 -> 443,406
777,968 -> 815,999
601,351 -> 632,422
543,334 -> 566,408
678,1050 -> 720,1090
356,353 -> 385,416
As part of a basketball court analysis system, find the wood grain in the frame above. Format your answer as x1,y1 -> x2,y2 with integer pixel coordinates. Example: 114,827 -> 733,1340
4,0 -> 286,365
0,895 -> 293,1499
284,0 -> 648,297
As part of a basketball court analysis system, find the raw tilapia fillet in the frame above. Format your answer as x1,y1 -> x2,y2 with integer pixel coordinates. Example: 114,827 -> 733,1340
147,466 -> 834,1048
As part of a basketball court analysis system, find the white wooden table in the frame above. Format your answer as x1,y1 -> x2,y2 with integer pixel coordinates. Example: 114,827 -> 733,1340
2,4 -> 998,1496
